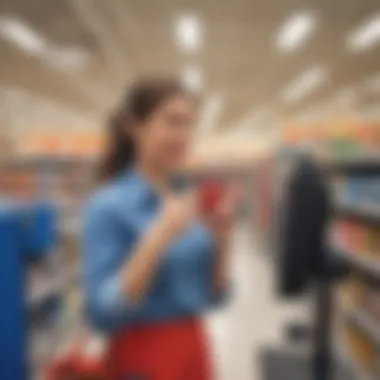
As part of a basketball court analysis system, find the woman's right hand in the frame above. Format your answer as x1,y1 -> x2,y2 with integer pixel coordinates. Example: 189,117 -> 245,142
119,192 -> 197,304
155,193 -> 196,242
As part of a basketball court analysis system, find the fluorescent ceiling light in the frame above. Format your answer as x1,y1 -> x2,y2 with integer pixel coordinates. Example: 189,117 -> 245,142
48,46 -> 89,70
0,16 -> 46,56
181,65 -> 203,92
175,14 -> 202,52
281,65 -> 328,103
347,13 -> 380,52
0,16 -> 88,70
276,11 -> 317,53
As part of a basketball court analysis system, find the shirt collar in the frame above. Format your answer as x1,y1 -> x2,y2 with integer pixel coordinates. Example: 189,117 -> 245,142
125,168 -> 157,206
122,168 -> 188,208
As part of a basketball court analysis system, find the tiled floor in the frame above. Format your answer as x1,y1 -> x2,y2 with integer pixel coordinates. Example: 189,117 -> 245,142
206,224 -> 311,380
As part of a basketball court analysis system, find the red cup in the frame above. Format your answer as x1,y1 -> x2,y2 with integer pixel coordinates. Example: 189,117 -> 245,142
198,180 -> 227,214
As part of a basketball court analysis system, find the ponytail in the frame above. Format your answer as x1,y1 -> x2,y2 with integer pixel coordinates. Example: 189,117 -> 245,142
98,77 -> 192,181
98,110 -> 135,181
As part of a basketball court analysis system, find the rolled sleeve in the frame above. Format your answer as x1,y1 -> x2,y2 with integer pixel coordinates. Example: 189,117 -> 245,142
96,273 -> 129,319
82,198 -> 138,330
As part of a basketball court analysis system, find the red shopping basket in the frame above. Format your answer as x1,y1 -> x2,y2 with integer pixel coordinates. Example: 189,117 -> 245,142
44,334 -> 107,380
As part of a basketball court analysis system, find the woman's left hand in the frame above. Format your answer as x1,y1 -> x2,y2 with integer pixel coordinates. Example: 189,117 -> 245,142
204,190 -> 236,244
205,189 -> 238,292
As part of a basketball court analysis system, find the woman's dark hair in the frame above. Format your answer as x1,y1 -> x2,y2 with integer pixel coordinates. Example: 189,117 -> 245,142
99,77 -> 193,181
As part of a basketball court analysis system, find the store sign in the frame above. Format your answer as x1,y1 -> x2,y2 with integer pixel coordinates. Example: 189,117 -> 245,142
17,133 -> 104,156
282,124 -> 311,144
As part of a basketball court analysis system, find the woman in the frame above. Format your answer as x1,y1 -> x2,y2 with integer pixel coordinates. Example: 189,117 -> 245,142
82,77 -> 233,380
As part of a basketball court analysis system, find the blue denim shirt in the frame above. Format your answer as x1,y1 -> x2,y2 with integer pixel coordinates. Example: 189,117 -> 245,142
81,169 -> 227,333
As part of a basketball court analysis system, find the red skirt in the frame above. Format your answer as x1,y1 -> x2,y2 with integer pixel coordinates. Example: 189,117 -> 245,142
107,318 -> 212,380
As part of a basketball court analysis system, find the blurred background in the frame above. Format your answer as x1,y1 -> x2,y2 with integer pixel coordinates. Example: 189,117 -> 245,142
0,0 -> 380,379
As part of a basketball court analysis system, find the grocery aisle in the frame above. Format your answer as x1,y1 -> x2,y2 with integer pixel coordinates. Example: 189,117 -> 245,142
206,222 -> 311,380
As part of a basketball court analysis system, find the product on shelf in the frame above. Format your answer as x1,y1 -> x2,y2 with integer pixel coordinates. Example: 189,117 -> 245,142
366,227 -> 380,257
333,219 -> 380,258
343,323 -> 375,374
362,287 -> 380,322
341,278 -> 366,307
2,156 -> 97,378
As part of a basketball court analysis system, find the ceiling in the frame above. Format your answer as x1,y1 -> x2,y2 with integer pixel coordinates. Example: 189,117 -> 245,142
0,0 -> 380,136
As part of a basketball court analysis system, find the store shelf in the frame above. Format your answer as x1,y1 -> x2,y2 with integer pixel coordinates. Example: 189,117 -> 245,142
335,203 -> 380,227
344,308 -> 380,348
1,155 -> 97,170
333,247 -> 380,286
336,341 -> 374,380
326,157 -> 380,176
29,267 -> 79,307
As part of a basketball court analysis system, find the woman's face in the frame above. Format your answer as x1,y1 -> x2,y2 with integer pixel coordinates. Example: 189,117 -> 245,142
134,94 -> 197,172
